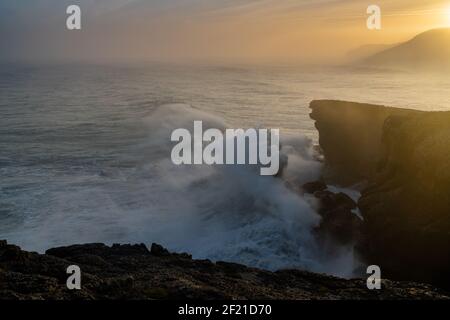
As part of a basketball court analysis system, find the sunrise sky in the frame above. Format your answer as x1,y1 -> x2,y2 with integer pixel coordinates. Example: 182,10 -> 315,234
0,0 -> 449,64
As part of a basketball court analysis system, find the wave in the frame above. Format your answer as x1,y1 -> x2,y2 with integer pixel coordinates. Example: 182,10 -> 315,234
3,103 -> 359,278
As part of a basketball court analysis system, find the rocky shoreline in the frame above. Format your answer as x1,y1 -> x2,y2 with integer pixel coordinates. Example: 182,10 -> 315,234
0,240 -> 448,300
1,99 -> 448,300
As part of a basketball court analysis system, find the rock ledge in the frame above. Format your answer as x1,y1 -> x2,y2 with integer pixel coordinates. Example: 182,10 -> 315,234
0,240 -> 448,300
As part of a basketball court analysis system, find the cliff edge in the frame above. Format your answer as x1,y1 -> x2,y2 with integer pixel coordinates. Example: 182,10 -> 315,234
310,100 -> 450,288
309,100 -> 423,186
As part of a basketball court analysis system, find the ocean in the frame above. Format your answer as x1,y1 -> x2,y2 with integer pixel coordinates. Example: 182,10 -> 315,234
0,63 -> 448,278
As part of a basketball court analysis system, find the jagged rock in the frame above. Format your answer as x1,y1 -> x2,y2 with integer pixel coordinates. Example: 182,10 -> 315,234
312,190 -> 361,245
150,243 -> 170,256
314,191 -> 357,213
0,241 -> 448,300
302,181 -> 327,194
310,100 -> 450,288
315,207 -> 362,245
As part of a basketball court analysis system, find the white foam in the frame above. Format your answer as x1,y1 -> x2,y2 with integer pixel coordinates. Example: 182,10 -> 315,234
4,104 -> 360,278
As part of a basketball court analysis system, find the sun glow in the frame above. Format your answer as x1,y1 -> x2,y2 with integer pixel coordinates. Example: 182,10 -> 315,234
445,5 -> 450,25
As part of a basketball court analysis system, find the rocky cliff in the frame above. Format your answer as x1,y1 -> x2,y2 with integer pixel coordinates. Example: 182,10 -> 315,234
310,100 -> 423,186
0,240 -> 448,300
310,100 -> 450,288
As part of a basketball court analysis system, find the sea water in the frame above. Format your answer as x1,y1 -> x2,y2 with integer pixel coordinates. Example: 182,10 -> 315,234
0,63 -> 448,277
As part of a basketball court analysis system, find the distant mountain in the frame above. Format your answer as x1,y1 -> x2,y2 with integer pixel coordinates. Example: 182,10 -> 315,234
363,28 -> 450,71
346,43 -> 396,62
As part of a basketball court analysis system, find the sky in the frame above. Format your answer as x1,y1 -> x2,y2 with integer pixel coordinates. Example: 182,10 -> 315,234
0,0 -> 449,64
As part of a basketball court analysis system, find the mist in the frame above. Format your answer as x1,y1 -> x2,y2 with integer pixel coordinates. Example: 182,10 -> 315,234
1,0 -> 448,65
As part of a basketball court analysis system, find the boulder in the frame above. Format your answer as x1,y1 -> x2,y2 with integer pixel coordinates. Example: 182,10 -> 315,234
312,190 -> 361,245
302,181 -> 327,194
150,243 -> 170,256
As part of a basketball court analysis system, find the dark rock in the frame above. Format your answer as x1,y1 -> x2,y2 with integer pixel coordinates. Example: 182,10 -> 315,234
309,100 -> 423,186
312,190 -> 361,245
0,242 -> 448,300
315,207 -> 362,245
311,100 -> 450,288
46,244 -> 109,258
216,261 -> 248,276
358,111 -> 450,287
0,244 -> 26,261
150,243 -> 170,256
314,191 -> 357,215
111,243 -> 150,256
302,181 -> 327,194
177,253 -> 193,260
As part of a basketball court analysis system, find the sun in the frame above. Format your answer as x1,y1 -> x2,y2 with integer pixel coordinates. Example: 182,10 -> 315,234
447,5 -> 450,25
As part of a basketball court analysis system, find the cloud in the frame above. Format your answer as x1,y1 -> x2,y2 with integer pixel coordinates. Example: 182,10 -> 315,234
1,0 -> 447,64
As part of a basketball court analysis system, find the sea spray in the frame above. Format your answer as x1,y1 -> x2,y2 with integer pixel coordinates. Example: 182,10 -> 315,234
2,104 -> 360,278
170,120 -> 280,176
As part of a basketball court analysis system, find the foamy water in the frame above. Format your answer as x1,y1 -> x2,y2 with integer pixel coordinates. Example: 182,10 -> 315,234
0,64 -> 448,277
